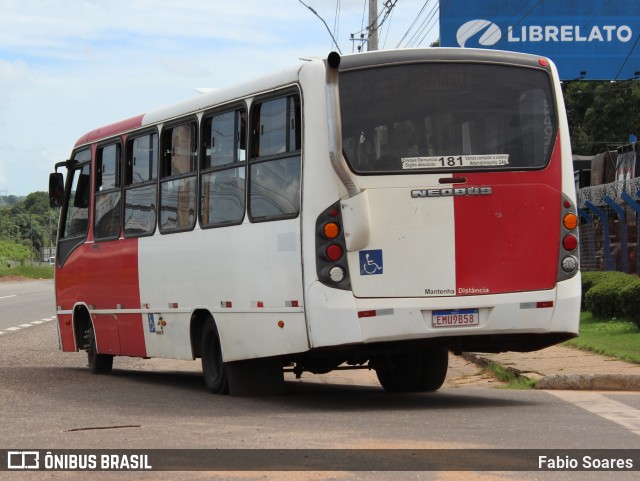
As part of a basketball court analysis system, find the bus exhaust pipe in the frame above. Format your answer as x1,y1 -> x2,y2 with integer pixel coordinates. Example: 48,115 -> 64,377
325,52 -> 360,198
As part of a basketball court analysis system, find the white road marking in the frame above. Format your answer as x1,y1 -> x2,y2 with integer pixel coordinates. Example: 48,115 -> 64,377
549,391 -> 640,436
0,295 -> 17,300
0,316 -> 57,336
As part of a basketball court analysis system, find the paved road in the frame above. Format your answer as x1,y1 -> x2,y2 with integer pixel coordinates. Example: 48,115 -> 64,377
0,281 -> 638,480
0,279 -> 56,332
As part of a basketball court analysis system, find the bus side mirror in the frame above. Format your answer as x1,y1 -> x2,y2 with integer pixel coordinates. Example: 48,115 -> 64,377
49,173 -> 64,208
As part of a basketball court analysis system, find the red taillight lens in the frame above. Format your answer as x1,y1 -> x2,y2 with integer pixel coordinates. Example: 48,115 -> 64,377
563,235 -> 578,251
326,244 -> 343,261
316,201 -> 351,290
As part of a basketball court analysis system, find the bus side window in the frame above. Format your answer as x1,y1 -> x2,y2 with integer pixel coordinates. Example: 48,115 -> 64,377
201,108 -> 246,228
124,131 -> 158,237
160,121 -> 197,232
94,143 -> 122,240
249,94 -> 301,222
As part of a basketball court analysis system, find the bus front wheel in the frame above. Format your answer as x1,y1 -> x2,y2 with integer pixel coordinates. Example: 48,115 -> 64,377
374,347 -> 448,392
201,318 -> 229,394
86,324 -> 114,374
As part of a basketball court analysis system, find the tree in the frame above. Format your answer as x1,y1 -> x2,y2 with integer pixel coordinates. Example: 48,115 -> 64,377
0,240 -> 30,264
0,191 -> 58,260
563,80 -> 640,155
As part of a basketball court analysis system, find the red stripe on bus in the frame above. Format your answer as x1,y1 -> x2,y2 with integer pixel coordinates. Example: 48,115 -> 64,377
74,114 -> 145,147
56,239 -> 146,356
454,135 -> 563,296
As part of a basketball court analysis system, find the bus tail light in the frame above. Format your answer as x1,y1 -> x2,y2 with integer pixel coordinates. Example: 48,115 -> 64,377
558,195 -> 579,281
316,202 -> 351,290
326,244 -> 343,261
562,235 -> 578,251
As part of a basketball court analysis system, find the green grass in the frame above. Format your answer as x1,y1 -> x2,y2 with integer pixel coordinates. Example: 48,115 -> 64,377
482,361 -> 537,389
0,264 -> 54,280
564,312 -> 640,364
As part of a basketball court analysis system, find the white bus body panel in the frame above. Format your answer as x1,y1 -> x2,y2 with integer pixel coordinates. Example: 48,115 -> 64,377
137,219 -> 309,362
306,275 -> 580,349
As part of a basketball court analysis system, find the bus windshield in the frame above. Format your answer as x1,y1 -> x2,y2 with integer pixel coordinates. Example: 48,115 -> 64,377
340,62 -> 557,174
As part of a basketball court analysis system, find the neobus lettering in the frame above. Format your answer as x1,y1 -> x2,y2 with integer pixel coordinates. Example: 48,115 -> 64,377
411,187 -> 492,198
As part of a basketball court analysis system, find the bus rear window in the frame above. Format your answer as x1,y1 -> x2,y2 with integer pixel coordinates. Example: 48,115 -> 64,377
340,63 -> 557,174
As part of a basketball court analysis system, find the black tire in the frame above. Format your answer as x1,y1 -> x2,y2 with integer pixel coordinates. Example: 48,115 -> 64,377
201,317 -> 229,394
87,324 -> 113,374
375,347 -> 448,393
415,346 -> 448,392
374,350 -> 422,392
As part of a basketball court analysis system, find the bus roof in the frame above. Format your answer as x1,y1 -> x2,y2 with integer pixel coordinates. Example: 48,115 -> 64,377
73,48 -> 552,148
339,47 -> 551,71
73,62 -> 306,148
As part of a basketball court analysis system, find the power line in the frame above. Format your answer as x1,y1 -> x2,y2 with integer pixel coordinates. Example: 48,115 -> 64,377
349,0 -> 398,51
396,0 -> 440,48
404,0 -> 439,48
298,0 -> 343,54
414,2 -> 440,47
614,31 -> 640,80
332,0 -> 341,49
381,3 -> 396,49
395,0 -> 430,48
504,0 -> 543,41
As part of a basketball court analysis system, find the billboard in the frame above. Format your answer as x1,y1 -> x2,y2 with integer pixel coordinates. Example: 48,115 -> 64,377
440,0 -> 640,80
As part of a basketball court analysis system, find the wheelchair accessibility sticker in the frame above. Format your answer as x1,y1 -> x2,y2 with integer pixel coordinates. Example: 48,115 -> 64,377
360,249 -> 383,275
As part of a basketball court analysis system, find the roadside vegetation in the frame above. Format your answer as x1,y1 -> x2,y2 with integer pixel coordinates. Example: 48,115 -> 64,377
0,192 -> 57,280
567,271 -> 640,364
565,312 -> 640,364
481,361 -> 537,390
0,264 -> 54,280
482,270 -> 640,388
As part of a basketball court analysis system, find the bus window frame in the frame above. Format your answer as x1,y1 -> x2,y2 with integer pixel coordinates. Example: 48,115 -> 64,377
338,62 -> 559,176
57,148 -> 92,266
93,139 -> 123,242
124,127 -> 159,239
247,88 -> 303,224
199,103 -> 248,230
158,116 -> 198,234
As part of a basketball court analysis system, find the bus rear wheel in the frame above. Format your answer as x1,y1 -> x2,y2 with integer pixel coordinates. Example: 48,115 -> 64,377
86,324 -> 113,374
201,318 -> 229,394
374,346 -> 448,392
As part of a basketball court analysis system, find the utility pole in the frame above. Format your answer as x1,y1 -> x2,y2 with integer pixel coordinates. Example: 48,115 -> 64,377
368,0 -> 379,51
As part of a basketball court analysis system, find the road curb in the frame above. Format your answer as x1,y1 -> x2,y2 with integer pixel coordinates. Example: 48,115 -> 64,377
460,352 -> 530,378
535,373 -> 640,391
461,352 -> 640,391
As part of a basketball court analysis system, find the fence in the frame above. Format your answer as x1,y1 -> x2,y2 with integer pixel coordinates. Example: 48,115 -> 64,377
577,176 -> 640,274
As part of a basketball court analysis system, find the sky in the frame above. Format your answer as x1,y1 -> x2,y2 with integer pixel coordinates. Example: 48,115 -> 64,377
0,0 -> 438,196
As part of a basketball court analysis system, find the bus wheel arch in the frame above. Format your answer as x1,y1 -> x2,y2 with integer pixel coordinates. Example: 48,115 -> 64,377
189,309 -> 212,360
72,304 -> 92,352
73,304 -> 113,374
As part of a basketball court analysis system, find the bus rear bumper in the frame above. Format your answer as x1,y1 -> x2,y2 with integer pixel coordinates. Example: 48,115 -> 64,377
306,276 -> 580,353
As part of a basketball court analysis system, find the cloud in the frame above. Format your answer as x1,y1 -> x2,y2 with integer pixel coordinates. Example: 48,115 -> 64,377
0,0 -> 435,195
0,59 -> 31,91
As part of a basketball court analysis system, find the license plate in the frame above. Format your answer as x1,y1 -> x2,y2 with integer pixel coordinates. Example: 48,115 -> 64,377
432,309 -> 480,328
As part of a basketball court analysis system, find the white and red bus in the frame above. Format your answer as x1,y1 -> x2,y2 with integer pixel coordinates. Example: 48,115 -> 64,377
49,49 -> 580,395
